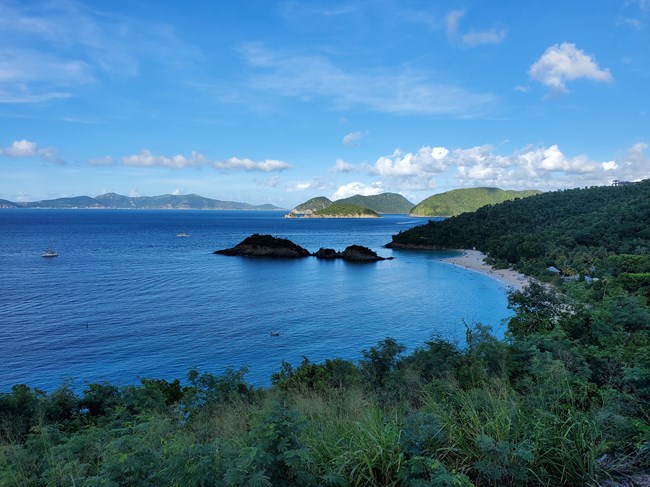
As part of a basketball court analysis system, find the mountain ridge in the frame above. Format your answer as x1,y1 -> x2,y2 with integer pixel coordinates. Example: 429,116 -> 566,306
3,193 -> 283,210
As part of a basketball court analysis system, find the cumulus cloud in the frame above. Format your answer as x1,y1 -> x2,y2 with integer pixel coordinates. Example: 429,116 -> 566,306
332,181 -> 383,199
368,146 -> 449,177
360,142 -> 649,192
2,139 -> 37,157
334,159 -> 356,173
529,43 -> 612,95
118,150 -> 290,172
1,139 -> 62,163
342,131 -> 365,146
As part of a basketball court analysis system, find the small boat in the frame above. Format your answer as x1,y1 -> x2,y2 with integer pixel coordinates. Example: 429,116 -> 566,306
41,249 -> 59,258
176,232 -> 189,237
269,331 -> 281,337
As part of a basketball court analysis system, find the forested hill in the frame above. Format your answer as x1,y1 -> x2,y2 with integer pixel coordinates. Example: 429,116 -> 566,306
409,187 -> 541,217
390,181 -> 650,276
338,192 -> 414,214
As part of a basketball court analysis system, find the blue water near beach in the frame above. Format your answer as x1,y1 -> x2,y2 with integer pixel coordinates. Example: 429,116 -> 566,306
0,210 -> 512,391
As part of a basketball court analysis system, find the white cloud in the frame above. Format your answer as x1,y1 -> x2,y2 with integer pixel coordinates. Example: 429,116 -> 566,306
214,157 -> 290,172
332,181 -> 383,200
602,161 -> 618,171
239,43 -> 496,116
104,149 -> 291,172
529,43 -> 612,95
342,131 -> 365,146
123,150 -> 209,169
357,142 -> 649,192
368,146 -> 449,177
1,138 -> 62,163
172,188 -> 181,195
334,159 -> 356,173
285,178 -> 330,192
2,139 -> 37,157
514,85 -> 530,93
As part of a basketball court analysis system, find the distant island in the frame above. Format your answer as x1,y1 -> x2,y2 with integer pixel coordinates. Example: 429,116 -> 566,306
409,187 -> 542,217
215,234 -> 389,261
0,193 -> 283,211
285,192 -> 414,218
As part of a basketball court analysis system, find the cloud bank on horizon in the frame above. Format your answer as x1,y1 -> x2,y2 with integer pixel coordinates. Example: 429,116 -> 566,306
0,0 -> 648,205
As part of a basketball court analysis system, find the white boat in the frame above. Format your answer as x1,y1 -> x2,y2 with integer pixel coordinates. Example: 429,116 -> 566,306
176,232 -> 189,237
41,249 -> 59,258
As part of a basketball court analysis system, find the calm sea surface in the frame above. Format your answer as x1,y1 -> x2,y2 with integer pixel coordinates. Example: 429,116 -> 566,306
0,210 -> 511,391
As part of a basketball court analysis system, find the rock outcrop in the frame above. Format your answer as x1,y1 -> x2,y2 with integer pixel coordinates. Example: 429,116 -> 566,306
214,234 -> 311,258
314,245 -> 391,262
216,235 -> 391,262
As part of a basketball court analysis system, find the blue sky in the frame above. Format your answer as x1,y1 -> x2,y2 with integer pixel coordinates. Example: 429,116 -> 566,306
1,0 -> 649,207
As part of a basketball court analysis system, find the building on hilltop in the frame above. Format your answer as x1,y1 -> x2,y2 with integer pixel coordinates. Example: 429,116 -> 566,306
612,179 -> 633,186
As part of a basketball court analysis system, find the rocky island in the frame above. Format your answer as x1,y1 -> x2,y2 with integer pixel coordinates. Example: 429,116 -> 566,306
314,245 -> 391,262
214,234 -> 311,258
215,234 -> 390,262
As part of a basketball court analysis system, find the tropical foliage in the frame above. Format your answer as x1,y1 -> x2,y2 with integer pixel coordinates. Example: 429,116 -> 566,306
3,181 -> 650,485
409,187 -> 541,217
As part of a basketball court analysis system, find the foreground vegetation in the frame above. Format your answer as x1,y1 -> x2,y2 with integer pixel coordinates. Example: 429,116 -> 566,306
2,182 -> 649,486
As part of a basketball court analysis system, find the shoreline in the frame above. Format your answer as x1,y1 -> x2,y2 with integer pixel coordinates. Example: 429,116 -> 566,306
440,249 -> 530,292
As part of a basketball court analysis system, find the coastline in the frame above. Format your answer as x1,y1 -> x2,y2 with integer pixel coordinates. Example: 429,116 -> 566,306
440,249 -> 530,292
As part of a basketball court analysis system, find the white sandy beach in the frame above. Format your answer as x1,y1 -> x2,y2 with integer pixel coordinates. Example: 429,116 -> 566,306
440,249 -> 530,292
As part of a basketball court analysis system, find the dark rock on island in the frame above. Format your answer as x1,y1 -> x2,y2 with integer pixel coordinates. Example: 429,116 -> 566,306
214,234 -> 311,258
314,245 -> 392,262
216,235 -> 392,262
313,248 -> 339,259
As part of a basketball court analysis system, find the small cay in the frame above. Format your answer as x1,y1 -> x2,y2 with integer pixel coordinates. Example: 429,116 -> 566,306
215,234 -> 390,262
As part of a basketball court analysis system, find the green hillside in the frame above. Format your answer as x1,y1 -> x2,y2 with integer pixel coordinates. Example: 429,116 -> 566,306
338,193 -> 414,214
312,202 -> 379,218
391,181 -> 650,277
410,187 -> 541,217
293,196 -> 332,212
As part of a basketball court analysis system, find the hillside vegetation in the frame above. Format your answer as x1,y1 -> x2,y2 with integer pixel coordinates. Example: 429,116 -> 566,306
410,187 -> 541,217
338,193 -> 414,214
288,192 -> 414,217
312,203 -> 380,218
293,196 -> 332,213
2,182 -> 650,486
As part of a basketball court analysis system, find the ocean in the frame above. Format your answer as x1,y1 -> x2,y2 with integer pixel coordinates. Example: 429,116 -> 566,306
0,209 -> 511,391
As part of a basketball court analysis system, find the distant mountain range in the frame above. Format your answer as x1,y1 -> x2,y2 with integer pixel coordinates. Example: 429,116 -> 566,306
0,193 -> 283,210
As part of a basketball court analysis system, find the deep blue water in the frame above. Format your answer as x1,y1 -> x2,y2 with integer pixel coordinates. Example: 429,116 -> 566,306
0,210 -> 511,391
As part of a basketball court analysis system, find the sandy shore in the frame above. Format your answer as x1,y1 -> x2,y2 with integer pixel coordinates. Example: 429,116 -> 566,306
440,249 -> 530,292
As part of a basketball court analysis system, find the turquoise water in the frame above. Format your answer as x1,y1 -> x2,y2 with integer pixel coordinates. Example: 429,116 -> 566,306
0,210 -> 511,390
